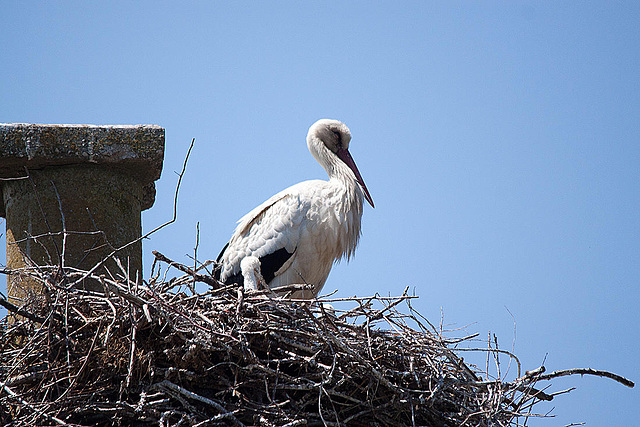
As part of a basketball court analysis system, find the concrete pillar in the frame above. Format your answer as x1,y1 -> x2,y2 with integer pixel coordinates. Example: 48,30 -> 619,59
0,124 -> 164,305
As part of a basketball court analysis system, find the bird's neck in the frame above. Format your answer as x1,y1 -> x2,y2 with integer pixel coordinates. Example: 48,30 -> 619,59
309,138 -> 365,211
327,166 -> 364,261
330,159 -> 359,190
329,161 -> 364,215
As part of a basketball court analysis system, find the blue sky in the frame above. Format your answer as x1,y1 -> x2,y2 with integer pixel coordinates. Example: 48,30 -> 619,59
1,2 -> 638,425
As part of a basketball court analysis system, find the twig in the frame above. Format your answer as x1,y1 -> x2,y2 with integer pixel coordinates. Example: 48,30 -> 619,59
152,250 -> 220,288
55,320 -> 103,402
0,295 -> 45,323
125,316 -> 137,390
536,368 -> 634,388
367,286 -> 410,321
24,167 -> 61,263
191,221 -> 200,294
0,381 -> 69,425
154,380 -> 245,427
51,181 -> 67,270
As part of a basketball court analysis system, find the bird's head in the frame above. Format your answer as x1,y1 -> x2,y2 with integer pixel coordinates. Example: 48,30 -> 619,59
310,119 -> 352,153
307,119 -> 374,208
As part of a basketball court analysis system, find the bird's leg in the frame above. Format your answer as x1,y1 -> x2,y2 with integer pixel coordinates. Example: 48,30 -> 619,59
240,256 -> 266,293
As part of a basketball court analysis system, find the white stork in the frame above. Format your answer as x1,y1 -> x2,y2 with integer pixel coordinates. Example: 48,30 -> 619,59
215,119 -> 374,299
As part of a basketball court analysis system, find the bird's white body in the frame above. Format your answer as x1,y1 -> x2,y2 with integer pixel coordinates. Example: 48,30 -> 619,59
216,119 -> 373,299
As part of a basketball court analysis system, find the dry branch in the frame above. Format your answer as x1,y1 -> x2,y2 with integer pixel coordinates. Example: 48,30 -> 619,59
152,250 -> 220,289
535,368 -> 634,388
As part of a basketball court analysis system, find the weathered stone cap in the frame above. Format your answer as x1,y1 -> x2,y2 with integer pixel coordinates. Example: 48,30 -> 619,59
0,123 -> 164,180
0,123 -> 165,211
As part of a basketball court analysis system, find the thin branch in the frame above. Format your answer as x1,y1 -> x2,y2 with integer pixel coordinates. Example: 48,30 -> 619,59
50,180 -> 67,270
0,381 -> 69,425
536,368 -> 634,388
154,380 -> 245,427
152,250 -> 220,288
24,167 -> 61,262
0,295 -> 45,323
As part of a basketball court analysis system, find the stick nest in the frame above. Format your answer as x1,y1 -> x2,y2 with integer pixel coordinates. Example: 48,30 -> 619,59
0,255 -> 634,427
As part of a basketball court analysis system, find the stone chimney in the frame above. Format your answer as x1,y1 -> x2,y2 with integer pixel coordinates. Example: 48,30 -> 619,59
0,124 -> 164,306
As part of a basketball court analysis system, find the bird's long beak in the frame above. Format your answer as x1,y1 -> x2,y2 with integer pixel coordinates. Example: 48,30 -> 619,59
337,148 -> 375,208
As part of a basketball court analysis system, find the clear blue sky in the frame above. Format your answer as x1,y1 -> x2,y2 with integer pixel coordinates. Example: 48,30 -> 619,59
2,2 -> 638,425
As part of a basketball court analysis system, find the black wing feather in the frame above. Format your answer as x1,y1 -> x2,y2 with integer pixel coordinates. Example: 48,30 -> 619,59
259,247 -> 295,284
215,243 -> 295,286
214,242 -> 231,282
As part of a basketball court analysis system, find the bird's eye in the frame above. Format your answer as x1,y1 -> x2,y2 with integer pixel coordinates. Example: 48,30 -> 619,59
332,130 -> 342,146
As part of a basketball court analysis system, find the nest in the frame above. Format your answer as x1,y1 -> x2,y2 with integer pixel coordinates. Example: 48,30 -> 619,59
0,252 -> 634,427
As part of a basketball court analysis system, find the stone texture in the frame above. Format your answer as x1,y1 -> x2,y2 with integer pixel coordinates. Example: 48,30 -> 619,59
0,124 -> 164,177
0,124 -> 165,304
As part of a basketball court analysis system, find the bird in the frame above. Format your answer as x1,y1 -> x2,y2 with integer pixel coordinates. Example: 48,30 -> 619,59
215,119 -> 374,299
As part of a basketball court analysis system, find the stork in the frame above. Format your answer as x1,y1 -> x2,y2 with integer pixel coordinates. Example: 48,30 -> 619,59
215,119 -> 374,299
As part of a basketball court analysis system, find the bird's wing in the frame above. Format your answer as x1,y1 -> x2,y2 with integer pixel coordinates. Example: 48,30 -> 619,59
217,187 -> 310,285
